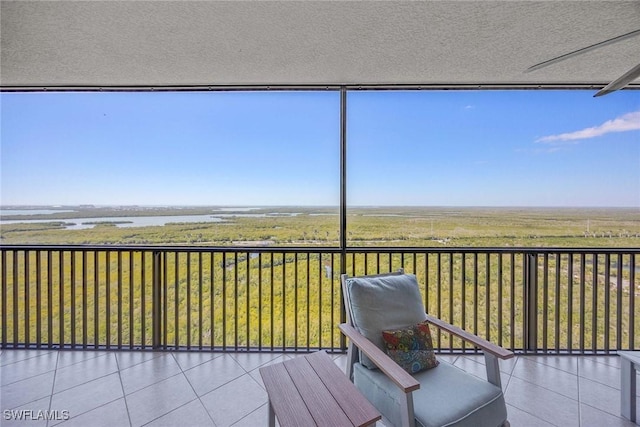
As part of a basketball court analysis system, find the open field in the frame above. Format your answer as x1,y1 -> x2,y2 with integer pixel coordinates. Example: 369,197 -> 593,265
1,206 -> 638,352
1,206 -> 639,247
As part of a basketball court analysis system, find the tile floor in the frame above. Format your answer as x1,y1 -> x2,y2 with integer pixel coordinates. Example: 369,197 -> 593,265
1,349 -> 639,427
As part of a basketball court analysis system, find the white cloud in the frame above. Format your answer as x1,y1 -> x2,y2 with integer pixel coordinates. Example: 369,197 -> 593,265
536,110 -> 640,144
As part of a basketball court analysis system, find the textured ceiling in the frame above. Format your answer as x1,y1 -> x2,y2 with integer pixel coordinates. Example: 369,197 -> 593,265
1,0 -> 639,88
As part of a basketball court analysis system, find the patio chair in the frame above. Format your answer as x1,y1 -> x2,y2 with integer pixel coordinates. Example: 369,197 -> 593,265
339,270 -> 514,427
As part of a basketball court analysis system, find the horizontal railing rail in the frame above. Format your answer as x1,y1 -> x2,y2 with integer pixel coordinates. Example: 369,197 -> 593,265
1,245 -> 638,354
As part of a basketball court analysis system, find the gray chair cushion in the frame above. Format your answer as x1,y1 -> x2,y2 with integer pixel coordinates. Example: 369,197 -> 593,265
353,361 -> 507,427
344,273 -> 427,369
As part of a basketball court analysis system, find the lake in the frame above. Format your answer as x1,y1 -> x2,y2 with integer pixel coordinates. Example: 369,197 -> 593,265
0,212 -> 305,230
0,215 -> 228,230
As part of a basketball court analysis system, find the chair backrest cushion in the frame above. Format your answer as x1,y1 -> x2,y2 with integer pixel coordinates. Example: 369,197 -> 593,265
344,273 -> 427,369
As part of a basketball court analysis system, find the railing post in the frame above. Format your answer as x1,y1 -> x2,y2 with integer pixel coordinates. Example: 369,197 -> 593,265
524,252 -> 538,352
152,250 -> 162,349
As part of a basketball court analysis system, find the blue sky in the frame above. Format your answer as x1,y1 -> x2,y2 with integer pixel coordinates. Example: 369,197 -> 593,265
1,90 -> 638,207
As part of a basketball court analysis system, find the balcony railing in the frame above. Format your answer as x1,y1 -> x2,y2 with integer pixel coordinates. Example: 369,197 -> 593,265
1,245 -> 638,354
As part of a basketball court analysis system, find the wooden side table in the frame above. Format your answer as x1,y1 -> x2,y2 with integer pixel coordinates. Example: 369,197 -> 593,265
259,350 -> 381,427
619,351 -> 639,424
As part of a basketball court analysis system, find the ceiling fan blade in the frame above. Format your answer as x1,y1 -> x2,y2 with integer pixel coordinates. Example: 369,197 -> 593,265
526,29 -> 640,72
594,62 -> 640,97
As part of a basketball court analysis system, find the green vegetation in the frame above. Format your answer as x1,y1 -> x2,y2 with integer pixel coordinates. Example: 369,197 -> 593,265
1,206 -> 639,247
1,206 -> 638,352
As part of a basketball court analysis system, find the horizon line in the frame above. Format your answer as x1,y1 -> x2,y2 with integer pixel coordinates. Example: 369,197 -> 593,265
1,204 -> 638,210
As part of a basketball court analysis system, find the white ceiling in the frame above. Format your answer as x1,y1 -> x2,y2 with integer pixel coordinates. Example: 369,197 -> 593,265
1,0 -> 639,89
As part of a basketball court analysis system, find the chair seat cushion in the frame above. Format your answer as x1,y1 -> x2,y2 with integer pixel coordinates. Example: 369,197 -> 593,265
353,360 -> 507,427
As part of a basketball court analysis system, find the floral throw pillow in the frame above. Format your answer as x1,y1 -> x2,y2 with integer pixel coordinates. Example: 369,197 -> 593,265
381,320 -> 439,374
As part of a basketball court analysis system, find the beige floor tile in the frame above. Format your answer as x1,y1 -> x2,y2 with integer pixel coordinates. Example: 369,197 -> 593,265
145,399 -> 213,427
0,350 -> 55,367
1,370 -> 55,410
505,403 -> 555,427
184,354 -> 245,396
115,350 -> 163,370
170,351 -> 220,371
579,376 -> 626,418
0,352 -> 58,386
120,353 -> 182,395
230,403 -> 271,427
55,397 -> 130,427
0,396 -> 51,427
201,374 -> 267,427
512,356 -> 579,400
125,374 -> 196,427
580,402 -> 637,427
50,373 -> 123,425
53,353 -> 118,393
55,351 -> 107,369
522,354 -> 579,375
505,376 -> 580,427
229,351 -> 285,372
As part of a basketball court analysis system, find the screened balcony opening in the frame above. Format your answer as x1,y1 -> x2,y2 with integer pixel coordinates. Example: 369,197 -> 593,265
1,88 -> 638,354
1,87 -> 639,426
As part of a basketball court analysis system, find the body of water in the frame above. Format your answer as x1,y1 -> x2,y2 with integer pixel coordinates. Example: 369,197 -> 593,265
0,211 -> 305,230
0,215 -> 226,230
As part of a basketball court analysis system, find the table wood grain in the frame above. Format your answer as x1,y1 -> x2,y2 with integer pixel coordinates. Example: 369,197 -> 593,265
259,351 -> 381,427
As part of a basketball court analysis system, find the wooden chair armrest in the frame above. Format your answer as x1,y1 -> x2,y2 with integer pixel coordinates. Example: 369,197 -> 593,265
424,314 -> 514,359
339,323 -> 420,393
